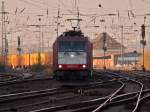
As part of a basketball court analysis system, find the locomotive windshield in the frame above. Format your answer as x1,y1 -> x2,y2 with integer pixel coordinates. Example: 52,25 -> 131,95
59,41 -> 85,51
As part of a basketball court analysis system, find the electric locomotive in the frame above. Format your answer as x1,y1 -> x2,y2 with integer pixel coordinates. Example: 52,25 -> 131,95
53,30 -> 93,80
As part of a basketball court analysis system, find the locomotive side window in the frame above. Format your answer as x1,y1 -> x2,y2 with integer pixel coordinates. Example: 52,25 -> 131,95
59,41 -> 85,51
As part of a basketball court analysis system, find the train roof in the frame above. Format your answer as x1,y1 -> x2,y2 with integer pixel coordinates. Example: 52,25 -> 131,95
56,30 -> 89,41
63,30 -> 83,37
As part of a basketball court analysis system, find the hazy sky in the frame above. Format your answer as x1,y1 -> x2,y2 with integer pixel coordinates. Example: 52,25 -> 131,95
1,0 -> 150,53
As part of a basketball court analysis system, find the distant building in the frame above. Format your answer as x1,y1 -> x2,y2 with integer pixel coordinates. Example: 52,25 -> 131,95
93,52 -> 140,70
92,32 -> 126,57
115,52 -> 140,65
92,32 -> 141,70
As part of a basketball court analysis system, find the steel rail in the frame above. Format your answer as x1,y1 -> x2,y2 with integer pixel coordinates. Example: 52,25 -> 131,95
97,71 -> 144,112
0,76 -> 53,86
137,92 -> 150,111
29,89 -> 150,112
0,87 -> 63,103
0,88 -> 58,98
0,79 -> 120,102
131,80 -> 144,112
92,81 -> 125,112
91,71 -> 129,112
0,73 -> 22,83
0,80 -> 121,111
131,71 -> 150,78
0,94 -> 81,111
121,72 -> 145,112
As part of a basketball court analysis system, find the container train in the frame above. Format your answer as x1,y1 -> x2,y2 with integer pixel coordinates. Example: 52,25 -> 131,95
53,30 -> 93,80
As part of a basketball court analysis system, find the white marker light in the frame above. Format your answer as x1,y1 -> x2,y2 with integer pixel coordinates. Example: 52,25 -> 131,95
82,65 -> 86,68
59,65 -> 62,68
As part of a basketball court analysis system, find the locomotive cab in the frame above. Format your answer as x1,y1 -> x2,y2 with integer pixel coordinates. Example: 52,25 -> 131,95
53,30 -> 93,80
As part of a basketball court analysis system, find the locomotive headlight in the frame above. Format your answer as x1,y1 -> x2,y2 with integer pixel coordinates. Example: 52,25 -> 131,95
58,65 -> 62,68
82,65 -> 86,68
70,54 -> 75,58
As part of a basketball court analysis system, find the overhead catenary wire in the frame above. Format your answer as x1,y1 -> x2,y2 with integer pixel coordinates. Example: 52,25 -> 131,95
18,0 -> 46,10
27,0 -> 48,6
129,0 -> 133,10
141,0 -> 150,4
2,0 -> 150,54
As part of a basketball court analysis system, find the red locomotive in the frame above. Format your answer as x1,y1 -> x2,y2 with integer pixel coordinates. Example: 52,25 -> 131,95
53,30 -> 93,80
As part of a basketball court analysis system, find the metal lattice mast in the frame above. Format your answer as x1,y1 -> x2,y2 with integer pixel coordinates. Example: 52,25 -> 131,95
140,24 -> 146,71
121,25 -> 124,68
1,1 -> 6,65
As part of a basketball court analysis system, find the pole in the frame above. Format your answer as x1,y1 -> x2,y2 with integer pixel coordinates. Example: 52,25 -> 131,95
18,50 -> 21,67
1,1 -> 8,66
38,18 -> 41,65
42,32 -> 44,52
29,52 -> 30,66
135,56 -> 136,70
1,1 -> 4,65
103,32 -> 107,70
56,8 -> 60,38
141,24 -> 146,72
5,39 -> 8,66
17,36 -> 21,67
134,50 -> 137,70
121,25 -> 124,69
38,25 -> 41,65
104,50 -> 106,70
142,43 -> 145,71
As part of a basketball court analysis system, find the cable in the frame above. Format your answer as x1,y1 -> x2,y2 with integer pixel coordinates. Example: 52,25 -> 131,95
129,0 -> 133,10
59,0 -> 73,14
18,0 -> 46,9
23,0 -> 66,12
141,0 -> 150,4
20,8 -> 26,13
29,0 -> 48,6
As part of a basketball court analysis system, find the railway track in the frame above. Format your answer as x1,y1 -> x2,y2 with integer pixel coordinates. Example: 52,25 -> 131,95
137,90 -> 150,111
17,71 -> 121,112
0,75 -> 60,95
1,70 -> 150,112
0,73 -> 21,83
30,71 -> 148,112
0,72 -> 36,85
79,71 -> 144,112
0,73 -> 122,112
91,71 -> 149,112
28,89 -> 150,112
